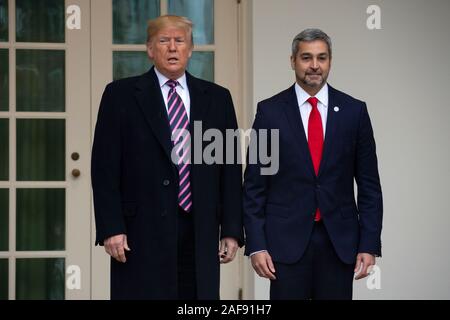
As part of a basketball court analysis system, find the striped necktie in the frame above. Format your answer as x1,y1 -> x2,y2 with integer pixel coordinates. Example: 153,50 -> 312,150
166,80 -> 192,212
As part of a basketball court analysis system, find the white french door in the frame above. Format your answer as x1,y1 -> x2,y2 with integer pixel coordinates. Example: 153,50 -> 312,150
0,0 -> 91,300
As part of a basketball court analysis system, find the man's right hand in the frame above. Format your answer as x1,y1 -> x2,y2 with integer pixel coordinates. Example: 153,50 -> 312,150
250,251 -> 276,280
104,234 -> 130,263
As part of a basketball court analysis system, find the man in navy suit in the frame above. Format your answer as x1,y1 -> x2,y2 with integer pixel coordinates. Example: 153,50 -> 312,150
243,29 -> 383,299
92,15 -> 243,299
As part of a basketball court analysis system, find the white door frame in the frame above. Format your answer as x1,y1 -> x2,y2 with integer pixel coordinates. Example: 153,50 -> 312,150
0,0 -> 92,300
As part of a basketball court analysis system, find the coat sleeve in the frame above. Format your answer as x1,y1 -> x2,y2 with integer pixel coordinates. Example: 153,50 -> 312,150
355,103 -> 383,256
243,103 -> 270,255
219,89 -> 245,247
91,84 -> 126,245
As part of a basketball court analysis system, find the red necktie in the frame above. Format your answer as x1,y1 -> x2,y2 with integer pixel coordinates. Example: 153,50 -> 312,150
307,97 -> 323,221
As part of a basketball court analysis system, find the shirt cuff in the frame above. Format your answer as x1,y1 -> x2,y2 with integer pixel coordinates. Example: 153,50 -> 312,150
249,250 -> 267,257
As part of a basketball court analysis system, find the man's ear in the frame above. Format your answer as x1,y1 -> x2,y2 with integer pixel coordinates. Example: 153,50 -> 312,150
147,42 -> 154,60
290,55 -> 295,70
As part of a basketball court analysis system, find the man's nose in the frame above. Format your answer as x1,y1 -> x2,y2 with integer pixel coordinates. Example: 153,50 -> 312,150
311,58 -> 319,69
169,39 -> 176,51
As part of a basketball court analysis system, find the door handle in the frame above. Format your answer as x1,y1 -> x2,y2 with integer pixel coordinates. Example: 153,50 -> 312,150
72,169 -> 81,178
71,152 -> 80,161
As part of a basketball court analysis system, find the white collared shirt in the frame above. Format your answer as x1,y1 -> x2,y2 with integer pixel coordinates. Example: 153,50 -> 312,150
154,67 -> 191,119
294,83 -> 328,139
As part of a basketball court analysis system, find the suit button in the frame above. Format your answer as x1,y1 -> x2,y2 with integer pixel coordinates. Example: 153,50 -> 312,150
161,210 -> 167,217
163,179 -> 170,186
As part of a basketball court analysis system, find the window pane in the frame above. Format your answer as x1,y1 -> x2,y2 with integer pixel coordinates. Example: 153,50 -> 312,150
16,258 -> 65,300
168,0 -> 214,45
16,119 -> 65,181
0,119 -> 8,180
113,51 -> 152,80
16,0 -> 64,43
0,49 -> 8,111
16,50 -> 65,112
0,0 -> 7,42
113,0 -> 160,44
16,189 -> 65,251
0,259 -> 7,300
188,51 -> 214,82
0,189 -> 8,251
113,51 -> 213,81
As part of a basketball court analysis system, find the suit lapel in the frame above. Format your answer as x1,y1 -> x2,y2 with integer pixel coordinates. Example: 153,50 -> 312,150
185,72 -> 211,186
134,67 -> 174,165
186,72 -> 210,130
282,85 -> 316,177
318,85 -> 339,177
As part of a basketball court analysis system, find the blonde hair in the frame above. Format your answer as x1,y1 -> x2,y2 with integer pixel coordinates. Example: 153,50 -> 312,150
146,15 -> 194,45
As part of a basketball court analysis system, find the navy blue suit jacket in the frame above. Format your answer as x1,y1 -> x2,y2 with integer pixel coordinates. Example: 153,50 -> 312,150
243,84 -> 382,264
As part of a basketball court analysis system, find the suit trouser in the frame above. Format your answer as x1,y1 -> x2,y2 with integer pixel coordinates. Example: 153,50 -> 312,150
177,207 -> 197,300
270,221 -> 355,300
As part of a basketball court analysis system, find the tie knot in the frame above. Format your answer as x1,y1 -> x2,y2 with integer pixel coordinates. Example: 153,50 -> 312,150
307,97 -> 319,109
166,79 -> 178,89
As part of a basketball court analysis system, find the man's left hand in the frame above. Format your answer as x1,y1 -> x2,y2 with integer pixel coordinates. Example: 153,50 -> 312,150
219,237 -> 239,264
354,253 -> 376,280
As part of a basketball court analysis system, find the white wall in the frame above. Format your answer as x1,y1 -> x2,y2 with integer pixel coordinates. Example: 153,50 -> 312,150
250,0 -> 450,299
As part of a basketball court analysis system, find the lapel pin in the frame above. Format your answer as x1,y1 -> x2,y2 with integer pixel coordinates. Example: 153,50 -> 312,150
334,106 -> 340,112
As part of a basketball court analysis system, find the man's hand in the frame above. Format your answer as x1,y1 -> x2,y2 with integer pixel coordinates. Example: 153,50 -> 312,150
218,237 -> 239,264
104,234 -> 131,263
251,251 -> 276,280
354,253 -> 376,280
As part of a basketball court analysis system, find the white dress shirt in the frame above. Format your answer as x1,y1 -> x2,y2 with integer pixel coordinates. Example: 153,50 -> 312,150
295,82 -> 328,139
154,67 -> 191,120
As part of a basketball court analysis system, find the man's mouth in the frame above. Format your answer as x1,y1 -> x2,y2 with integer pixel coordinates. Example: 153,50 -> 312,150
168,57 -> 179,63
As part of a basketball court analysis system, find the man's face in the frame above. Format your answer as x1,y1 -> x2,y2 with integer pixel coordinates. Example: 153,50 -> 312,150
147,26 -> 193,79
291,40 -> 331,93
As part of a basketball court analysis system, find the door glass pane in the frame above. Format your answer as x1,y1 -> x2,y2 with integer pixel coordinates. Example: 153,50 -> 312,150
16,0 -> 64,43
16,189 -> 65,251
113,0 -> 160,44
0,0 -> 7,42
16,119 -> 65,181
0,119 -> 8,180
0,189 -> 8,251
113,51 -> 152,80
113,51 -> 213,81
0,49 -> 8,111
168,0 -> 214,45
16,50 -> 65,112
16,258 -> 65,300
0,259 -> 7,300
188,51 -> 214,82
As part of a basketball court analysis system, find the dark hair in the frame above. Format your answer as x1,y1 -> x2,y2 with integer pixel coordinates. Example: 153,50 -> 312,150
292,28 -> 332,58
